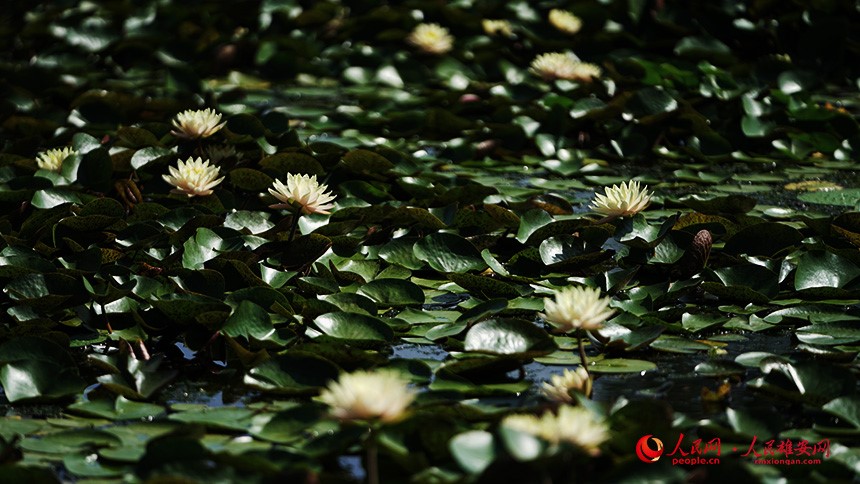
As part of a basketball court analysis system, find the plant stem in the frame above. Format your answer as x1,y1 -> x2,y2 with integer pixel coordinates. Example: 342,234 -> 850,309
366,427 -> 379,484
578,336 -> 589,378
287,210 -> 301,242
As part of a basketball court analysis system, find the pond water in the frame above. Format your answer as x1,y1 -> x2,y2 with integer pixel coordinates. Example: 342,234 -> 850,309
391,329 -> 799,421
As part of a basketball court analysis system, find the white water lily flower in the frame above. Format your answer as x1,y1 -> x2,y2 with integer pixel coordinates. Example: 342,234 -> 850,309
407,23 -> 454,55
482,19 -> 513,38
162,157 -> 224,197
501,413 -> 543,435
590,180 -> 652,217
268,173 -> 336,215
171,108 -> 226,139
502,406 -> 609,455
529,52 -> 601,82
541,367 -> 592,402
319,370 -> 416,423
541,286 -> 614,333
551,405 -> 610,455
36,147 -> 76,172
549,9 -> 582,35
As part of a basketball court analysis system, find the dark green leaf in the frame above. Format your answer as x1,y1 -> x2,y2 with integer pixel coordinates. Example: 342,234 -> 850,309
413,233 -> 487,273
313,312 -> 394,341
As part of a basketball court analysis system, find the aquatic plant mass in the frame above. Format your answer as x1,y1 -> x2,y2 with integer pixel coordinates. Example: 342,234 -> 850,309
0,1 -> 858,482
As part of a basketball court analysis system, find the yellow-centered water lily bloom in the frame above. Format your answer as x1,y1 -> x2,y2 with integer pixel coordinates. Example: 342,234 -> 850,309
407,23 -> 454,55
590,180 -> 652,217
162,157 -> 224,197
529,52 -> 601,82
549,9 -> 582,35
501,405 -> 609,455
319,370 -> 416,423
36,147 -> 76,172
541,367 -> 592,402
482,19 -> 513,38
551,405 -> 610,455
501,413 -> 543,435
268,173 -> 336,215
171,108 -> 226,139
541,286 -> 614,333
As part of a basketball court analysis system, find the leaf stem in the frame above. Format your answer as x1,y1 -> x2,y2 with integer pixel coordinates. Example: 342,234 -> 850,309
578,336 -> 589,379
288,210 -> 301,242
367,427 -> 379,484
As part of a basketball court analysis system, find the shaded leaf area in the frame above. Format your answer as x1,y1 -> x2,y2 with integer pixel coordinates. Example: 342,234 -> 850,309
0,0 -> 859,482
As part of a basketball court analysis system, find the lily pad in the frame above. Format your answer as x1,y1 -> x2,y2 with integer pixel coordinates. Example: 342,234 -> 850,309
356,279 -> 425,306
0,337 -> 86,402
449,430 -> 495,475
588,358 -> 657,374
413,233 -> 487,273
313,312 -> 395,342
244,352 -> 340,394
796,322 -> 860,346
794,251 -> 860,290
463,319 -> 556,356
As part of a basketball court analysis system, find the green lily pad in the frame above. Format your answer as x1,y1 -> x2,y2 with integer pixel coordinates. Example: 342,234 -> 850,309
753,360 -> 856,405
250,405 -> 325,444
679,194 -> 756,214
515,209 -> 553,244
342,149 -> 394,174
463,318 -> 556,356
705,264 -> 780,303
319,292 -> 377,316
447,273 -> 521,299
68,396 -> 165,421
588,358 -> 657,374
797,189 -> 860,207
723,223 -> 803,256
378,238 -> 424,270
356,279 -> 425,306
425,322 -> 468,341
31,188 -> 82,209
794,251 -> 860,290
97,355 -> 177,400
63,453 -> 127,478
457,299 -> 508,324
222,300 -> 280,343
229,168 -> 274,191
694,360 -> 746,377
449,430 -> 495,475
616,214 -> 677,249
650,335 -> 713,353
735,352 -> 791,367
0,336 -> 86,402
681,313 -> 729,332
413,233 -> 487,273
593,322 -> 664,352
313,312 -> 395,341
823,396 -> 860,429
170,407 -> 255,432
796,322 -> 860,346
244,352 -> 340,394
131,146 -> 174,170
499,425 -> 544,462
182,227 -> 225,270
21,429 -> 121,454
260,152 -> 325,177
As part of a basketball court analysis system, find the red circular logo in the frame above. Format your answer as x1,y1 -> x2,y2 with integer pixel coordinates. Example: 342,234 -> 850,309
636,435 -> 664,463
